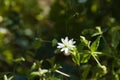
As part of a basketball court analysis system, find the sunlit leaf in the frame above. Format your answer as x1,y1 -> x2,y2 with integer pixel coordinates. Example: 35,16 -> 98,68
72,52 -> 80,65
39,69 -> 48,75
80,36 -> 89,46
31,72 -> 39,76
90,36 -> 101,52
31,69 -> 48,76
14,57 -> 25,62
4,75 -> 8,80
31,62 -> 37,70
8,76 -> 13,80
92,26 -> 103,37
81,53 -> 91,63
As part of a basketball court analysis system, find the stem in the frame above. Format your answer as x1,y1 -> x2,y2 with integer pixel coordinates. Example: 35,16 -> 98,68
55,70 -> 70,77
91,53 -> 102,67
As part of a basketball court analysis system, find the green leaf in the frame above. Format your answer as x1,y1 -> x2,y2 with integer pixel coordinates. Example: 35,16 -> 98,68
72,52 -> 80,65
52,39 -> 58,47
8,76 -> 13,80
80,36 -> 89,46
31,60 -> 43,70
90,36 -> 101,52
4,75 -> 8,80
31,72 -> 39,76
96,26 -> 102,34
81,53 -> 91,63
31,69 -> 48,76
111,30 -> 120,48
3,75 -> 13,80
14,57 -> 25,62
92,32 -> 101,37
39,69 -> 48,75
92,26 -> 103,37
53,64 -> 62,70
31,62 -> 37,70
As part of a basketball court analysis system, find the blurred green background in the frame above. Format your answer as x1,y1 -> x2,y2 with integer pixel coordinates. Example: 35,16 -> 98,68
0,0 -> 120,79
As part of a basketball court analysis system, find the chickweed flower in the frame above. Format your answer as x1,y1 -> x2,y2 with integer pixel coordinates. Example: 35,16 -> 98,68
57,37 -> 76,56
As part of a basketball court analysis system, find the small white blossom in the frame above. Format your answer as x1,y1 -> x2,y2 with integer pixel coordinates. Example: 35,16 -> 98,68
57,37 -> 76,56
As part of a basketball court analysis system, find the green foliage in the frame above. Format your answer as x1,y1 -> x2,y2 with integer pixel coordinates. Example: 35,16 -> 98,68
71,48 -> 80,66
80,52 -> 91,63
90,36 -> 101,52
0,0 -> 120,80
4,75 -> 13,80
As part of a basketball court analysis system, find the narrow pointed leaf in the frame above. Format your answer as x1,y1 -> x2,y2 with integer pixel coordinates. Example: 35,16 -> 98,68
90,36 -> 101,52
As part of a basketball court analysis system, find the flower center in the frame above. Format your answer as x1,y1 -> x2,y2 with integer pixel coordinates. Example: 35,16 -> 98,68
65,43 -> 70,48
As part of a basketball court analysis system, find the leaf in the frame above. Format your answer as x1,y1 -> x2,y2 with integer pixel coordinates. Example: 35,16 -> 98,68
31,62 -> 37,70
90,36 -> 101,52
111,30 -> 120,48
31,60 -> 43,70
8,76 -> 13,80
80,36 -> 89,46
81,53 -> 91,63
92,26 -> 103,37
52,39 -> 57,47
96,26 -> 102,34
4,75 -> 8,80
31,69 -> 48,76
72,52 -> 80,65
39,69 -> 48,75
31,72 -> 39,76
14,57 -> 25,62
4,75 -> 13,80
92,32 -> 101,37
53,64 -> 62,70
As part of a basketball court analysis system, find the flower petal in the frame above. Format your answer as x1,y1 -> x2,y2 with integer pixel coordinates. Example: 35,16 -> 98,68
57,36 -> 76,55
61,48 -> 65,52
64,37 -> 68,44
64,48 -> 68,54
57,43 -> 65,49
69,39 -> 76,45
61,38 -> 65,43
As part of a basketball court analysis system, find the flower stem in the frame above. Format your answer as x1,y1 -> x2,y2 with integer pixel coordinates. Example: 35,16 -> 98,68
55,70 -> 70,77
91,53 -> 102,67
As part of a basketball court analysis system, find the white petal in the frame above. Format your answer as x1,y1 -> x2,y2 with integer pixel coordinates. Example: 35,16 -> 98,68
64,37 -> 68,43
61,48 -> 65,52
73,41 -> 76,44
57,46 -> 62,48
69,39 -> 76,44
69,40 -> 73,45
61,38 -> 65,43
57,43 -> 65,49
64,48 -> 68,54
58,43 -> 64,46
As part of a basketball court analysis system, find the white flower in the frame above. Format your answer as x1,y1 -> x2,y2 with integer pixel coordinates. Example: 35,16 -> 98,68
57,37 -> 76,55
